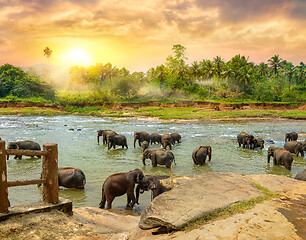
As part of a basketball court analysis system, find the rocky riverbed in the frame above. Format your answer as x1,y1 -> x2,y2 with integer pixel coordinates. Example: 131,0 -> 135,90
0,172 -> 305,240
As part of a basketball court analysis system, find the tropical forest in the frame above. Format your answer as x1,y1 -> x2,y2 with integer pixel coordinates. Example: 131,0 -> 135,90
0,44 -> 305,106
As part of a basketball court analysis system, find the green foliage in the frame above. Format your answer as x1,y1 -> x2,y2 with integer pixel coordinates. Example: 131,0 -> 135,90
0,64 -> 56,100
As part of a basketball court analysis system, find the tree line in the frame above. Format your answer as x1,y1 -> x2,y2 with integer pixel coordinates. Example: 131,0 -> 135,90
68,44 -> 305,102
0,44 -> 305,103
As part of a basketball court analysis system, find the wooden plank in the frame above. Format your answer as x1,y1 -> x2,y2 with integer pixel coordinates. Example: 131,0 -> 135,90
42,143 -> 58,203
6,149 -> 47,157
0,140 -> 8,212
7,179 -> 46,187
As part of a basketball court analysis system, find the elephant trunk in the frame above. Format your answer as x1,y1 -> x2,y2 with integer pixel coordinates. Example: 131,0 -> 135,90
267,154 -> 271,163
135,184 -> 141,205
97,133 -> 100,144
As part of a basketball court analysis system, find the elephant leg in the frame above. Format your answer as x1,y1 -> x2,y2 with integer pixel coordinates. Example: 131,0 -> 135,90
99,194 -> 106,209
127,191 -> 136,208
169,144 -> 172,150
106,195 -> 115,209
127,195 -> 131,207
151,156 -> 157,167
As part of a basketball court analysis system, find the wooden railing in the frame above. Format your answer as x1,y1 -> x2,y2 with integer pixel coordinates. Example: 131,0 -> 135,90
0,140 -> 58,212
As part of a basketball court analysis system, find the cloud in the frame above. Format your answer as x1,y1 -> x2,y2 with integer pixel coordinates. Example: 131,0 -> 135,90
0,0 -> 305,68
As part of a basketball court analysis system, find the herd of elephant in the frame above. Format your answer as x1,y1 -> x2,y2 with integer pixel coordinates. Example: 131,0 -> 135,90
237,131 -> 306,171
3,129 -> 305,210
97,129 -> 212,167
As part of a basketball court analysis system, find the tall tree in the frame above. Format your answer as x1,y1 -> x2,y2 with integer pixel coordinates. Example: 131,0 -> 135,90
268,55 -> 283,99
43,47 -> 53,63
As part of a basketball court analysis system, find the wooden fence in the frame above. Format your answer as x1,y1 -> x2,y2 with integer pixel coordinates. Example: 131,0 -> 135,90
0,140 -> 58,213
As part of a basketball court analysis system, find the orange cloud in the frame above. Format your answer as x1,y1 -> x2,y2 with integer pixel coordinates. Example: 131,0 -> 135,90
0,0 -> 305,71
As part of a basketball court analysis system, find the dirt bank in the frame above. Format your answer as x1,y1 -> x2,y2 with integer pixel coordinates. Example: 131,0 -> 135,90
0,101 -> 305,111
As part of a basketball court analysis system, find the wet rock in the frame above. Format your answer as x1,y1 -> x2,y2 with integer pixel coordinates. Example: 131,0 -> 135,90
139,172 -> 263,230
294,169 -> 306,181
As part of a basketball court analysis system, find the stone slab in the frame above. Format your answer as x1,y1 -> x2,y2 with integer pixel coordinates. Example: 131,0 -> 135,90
0,197 -> 72,222
139,172 -> 263,230
73,207 -> 139,237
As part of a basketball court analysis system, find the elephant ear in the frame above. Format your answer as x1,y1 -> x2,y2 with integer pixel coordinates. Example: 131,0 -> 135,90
207,146 -> 211,155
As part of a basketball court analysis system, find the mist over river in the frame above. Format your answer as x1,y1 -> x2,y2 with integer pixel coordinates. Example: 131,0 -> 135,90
1,116 -> 305,213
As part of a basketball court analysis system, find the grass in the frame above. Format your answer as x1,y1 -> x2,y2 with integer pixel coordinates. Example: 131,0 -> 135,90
135,107 -> 306,120
0,107 -> 65,116
180,181 -> 279,231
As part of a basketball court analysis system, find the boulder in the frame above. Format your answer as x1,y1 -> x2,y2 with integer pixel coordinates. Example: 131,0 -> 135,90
139,172 -> 263,230
295,169 -> 306,181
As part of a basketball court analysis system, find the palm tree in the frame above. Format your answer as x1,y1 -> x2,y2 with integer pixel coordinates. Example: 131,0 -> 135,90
284,62 -> 294,90
268,55 -> 283,99
293,62 -> 305,86
199,59 -> 214,98
43,47 -> 52,63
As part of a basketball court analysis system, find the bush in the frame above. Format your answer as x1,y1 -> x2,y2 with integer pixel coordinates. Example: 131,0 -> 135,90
0,64 -> 56,100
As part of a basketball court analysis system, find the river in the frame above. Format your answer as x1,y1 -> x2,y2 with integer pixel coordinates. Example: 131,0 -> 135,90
1,115 -> 305,213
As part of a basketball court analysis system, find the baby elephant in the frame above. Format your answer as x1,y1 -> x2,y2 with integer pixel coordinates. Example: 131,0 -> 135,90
136,175 -> 170,203
99,169 -> 144,209
7,140 -> 41,160
192,146 -> 212,165
141,140 -> 149,152
58,167 -> 86,189
142,149 -> 175,168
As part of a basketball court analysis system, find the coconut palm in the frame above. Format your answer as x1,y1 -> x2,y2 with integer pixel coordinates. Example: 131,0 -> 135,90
43,47 -> 52,63
268,55 -> 284,99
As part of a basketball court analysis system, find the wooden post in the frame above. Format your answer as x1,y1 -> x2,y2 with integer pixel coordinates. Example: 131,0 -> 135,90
42,143 -> 58,203
0,140 -> 8,212
170,163 -> 174,189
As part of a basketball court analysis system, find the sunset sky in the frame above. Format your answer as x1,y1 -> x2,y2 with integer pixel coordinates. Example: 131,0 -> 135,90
1,0 -> 305,72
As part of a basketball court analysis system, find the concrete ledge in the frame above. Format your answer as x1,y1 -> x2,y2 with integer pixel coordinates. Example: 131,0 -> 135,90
0,197 -> 72,222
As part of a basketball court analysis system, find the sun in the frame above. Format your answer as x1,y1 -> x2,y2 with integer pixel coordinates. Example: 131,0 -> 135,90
66,48 -> 91,66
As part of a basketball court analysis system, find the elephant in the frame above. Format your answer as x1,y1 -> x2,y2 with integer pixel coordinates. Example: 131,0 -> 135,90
161,133 -> 173,150
142,149 -> 175,168
58,167 -> 86,189
251,137 -> 265,149
285,132 -> 298,142
237,132 -> 254,149
150,133 -> 162,144
192,146 -> 212,165
267,146 -> 283,164
284,141 -> 304,157
141,140 -> 149,152
97,129 -> 117,144
134,131 -> 150,147
136,175 -> 170,202
38,167 -> 86,189
107,134 -> 128,150
7,140 -> 41,160
171,133 -> 181,144
267,147 -> 293,170
294,169 -> 306,181
99,168 -> 144,209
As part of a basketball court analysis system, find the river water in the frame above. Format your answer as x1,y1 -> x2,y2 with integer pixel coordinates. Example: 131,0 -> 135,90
1,115 -> 305,213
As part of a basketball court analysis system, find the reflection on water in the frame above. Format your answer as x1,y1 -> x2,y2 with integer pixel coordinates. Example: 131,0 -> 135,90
1,116 -> 305,212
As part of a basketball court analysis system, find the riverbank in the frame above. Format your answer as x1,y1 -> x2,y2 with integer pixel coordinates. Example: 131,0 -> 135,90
0,101 -> 305,120
0,173 -> 305,239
